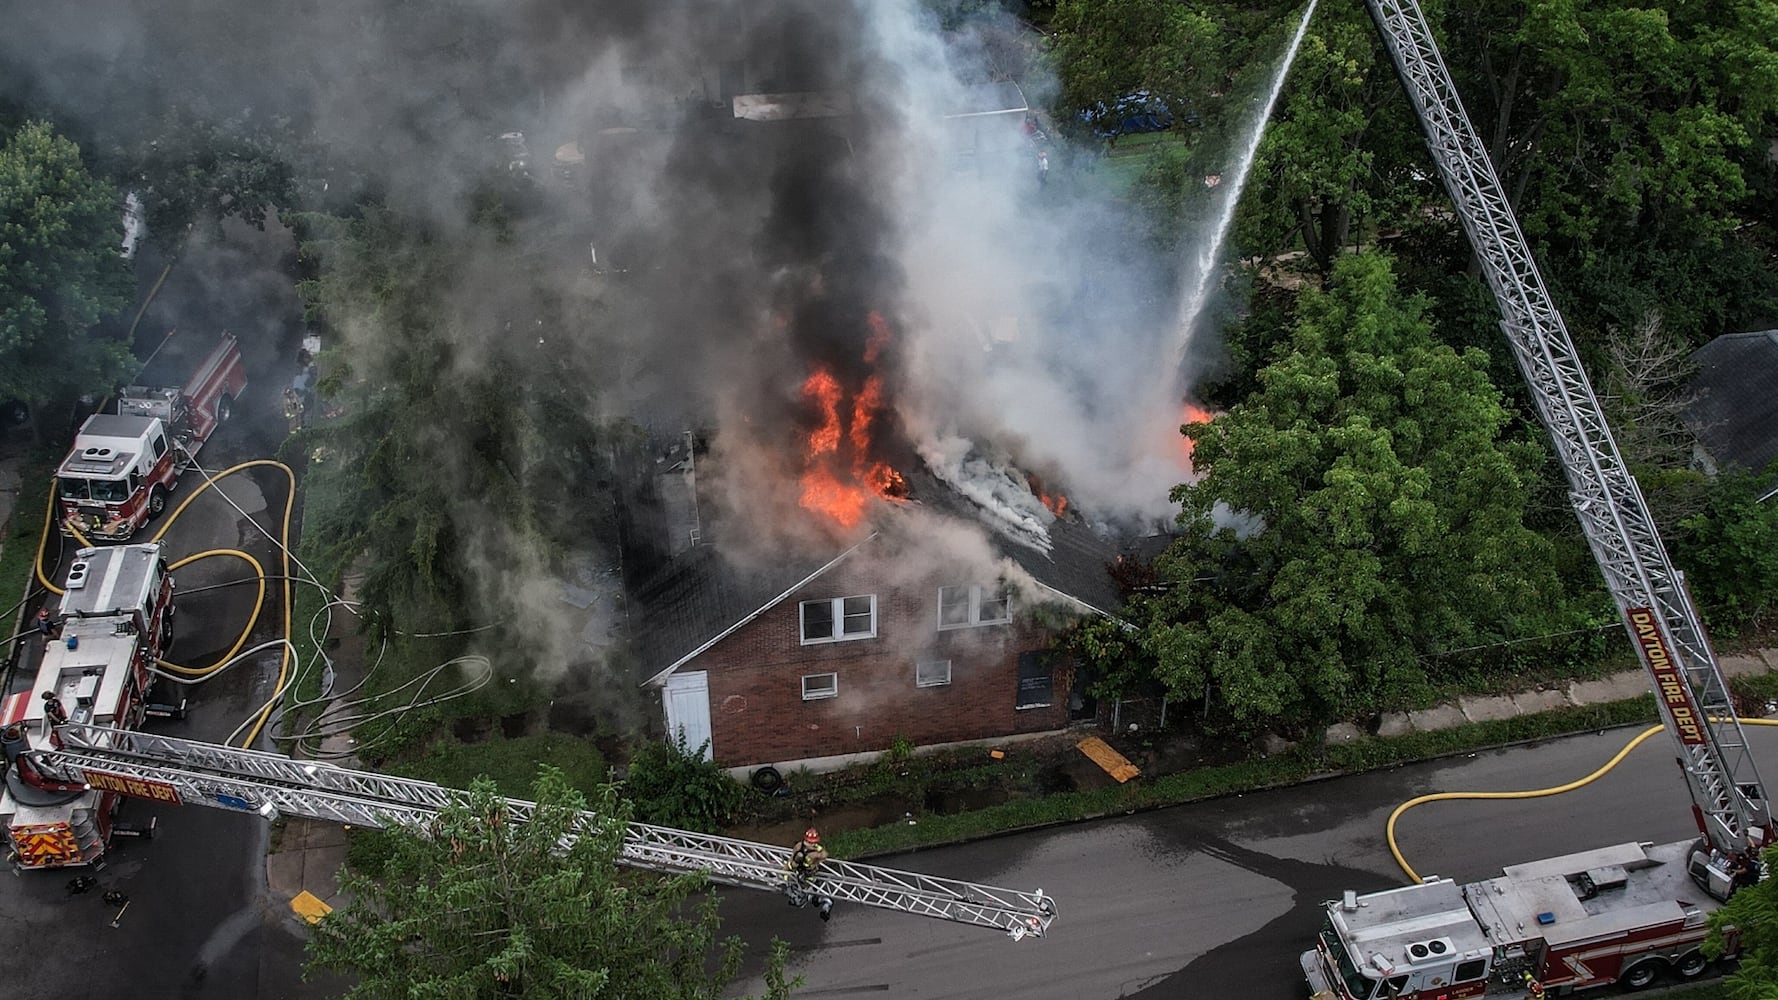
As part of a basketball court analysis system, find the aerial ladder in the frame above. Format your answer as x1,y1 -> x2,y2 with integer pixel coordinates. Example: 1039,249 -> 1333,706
1363,0 -> 1772,888
23,723 -> 1057,940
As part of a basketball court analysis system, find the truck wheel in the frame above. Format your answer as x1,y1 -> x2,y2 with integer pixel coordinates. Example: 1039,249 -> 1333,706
1675,952 -> 1709,978
148,486 -> 167,516
1620,960 -> 1664,990
217,394 -> 232,422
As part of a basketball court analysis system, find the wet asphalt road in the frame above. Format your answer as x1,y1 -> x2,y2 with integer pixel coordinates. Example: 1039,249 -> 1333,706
723,725 -> 1778,1000
0,220 -> 346,998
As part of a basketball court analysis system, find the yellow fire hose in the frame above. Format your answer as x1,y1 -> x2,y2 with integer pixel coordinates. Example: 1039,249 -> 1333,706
32,459 -> 296,748
1388,717 -> 1778,883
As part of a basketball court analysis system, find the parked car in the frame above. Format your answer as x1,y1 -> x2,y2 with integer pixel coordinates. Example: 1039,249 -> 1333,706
1077,91 -> 1197,138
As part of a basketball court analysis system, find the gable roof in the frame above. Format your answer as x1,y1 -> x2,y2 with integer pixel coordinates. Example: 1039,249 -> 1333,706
631,538 -> 868,688
1685,330 -> 1778,477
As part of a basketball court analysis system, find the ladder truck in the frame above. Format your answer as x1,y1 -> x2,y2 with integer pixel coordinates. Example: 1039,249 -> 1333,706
1301,0 -> 1773,997
10,723 -> 1058,941
0,544 -> 182,868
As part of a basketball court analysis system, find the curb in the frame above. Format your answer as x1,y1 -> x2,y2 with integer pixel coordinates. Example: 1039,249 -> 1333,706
835,707 -> 1668,861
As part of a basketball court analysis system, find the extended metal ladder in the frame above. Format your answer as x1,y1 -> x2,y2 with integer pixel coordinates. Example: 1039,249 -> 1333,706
1365,0 -> 1771,856
32,724 -> 1056,939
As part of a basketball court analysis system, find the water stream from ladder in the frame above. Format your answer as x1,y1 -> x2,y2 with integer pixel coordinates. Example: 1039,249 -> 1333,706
1163,0 -> 1320,390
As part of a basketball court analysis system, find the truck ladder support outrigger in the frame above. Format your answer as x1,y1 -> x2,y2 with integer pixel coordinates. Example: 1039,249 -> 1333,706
32,724 -> 1057,940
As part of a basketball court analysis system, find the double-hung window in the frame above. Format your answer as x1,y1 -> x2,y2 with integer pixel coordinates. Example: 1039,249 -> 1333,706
800,595 -> 876,644
937,584 -> 1012,630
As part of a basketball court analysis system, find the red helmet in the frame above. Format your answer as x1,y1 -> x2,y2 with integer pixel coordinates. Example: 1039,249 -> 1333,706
803,828 -> 820,844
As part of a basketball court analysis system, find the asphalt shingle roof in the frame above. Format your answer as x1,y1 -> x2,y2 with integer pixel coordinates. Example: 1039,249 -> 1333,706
1686,330 -> 1778,477
630,477 -> 1125,686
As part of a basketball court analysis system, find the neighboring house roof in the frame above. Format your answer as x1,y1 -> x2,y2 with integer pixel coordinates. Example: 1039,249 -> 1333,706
1685,330 -> 1778,477
632,488 -> 1124,688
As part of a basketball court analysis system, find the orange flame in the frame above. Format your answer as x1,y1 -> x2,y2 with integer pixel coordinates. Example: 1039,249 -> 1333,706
806,369 -> 843,456
864,311 -> 892,364
1025,473 -> 1070,518
1180,402 -> 1218,469
798,357 -> 906,527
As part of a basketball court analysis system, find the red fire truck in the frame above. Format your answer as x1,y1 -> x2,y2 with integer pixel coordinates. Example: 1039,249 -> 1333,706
1302,0 -> 1770,997
0,544 -> 181,868
1304,842 -> 1730,998
57,331 -> 246,541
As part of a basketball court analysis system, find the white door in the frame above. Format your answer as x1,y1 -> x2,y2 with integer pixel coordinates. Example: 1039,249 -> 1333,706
663,671 -> 713,760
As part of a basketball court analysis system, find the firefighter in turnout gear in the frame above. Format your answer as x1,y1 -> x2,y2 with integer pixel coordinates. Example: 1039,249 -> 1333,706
784,828 -> 834,921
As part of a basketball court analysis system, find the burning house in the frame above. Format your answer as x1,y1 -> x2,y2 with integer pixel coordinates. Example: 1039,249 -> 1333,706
629,447 -> 1122,771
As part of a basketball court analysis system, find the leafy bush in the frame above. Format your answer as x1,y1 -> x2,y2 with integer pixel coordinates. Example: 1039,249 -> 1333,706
622,733 -> 743,833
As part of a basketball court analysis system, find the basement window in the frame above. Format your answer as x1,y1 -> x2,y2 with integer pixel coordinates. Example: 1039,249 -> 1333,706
938,584 -> 1012,630
802,673 -> 839,701
916,659 -> 952,688
800,595 -> 876,644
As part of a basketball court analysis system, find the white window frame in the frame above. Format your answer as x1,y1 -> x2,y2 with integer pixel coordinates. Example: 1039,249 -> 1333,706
936,584 -> 1013,631
915,659 -> 952,688
801,672 -> 839,701
799,595 -> 877,645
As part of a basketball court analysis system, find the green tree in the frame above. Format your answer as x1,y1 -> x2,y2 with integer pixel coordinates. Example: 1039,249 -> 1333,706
1084,252 -> 1566,728
1050,0 -> 1222,123
306,768 -> 795,1000
0,120 -> 134,413
1446,0 -> 1778,250
1238,1 -> 1431,273
1672,468 -> 1778,632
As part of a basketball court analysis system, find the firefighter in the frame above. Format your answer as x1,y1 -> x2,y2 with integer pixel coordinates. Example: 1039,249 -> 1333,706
1523,971 -> 1545,1000
784,828 -> 833,921
36,606 -> 60,650
41,690 -> 69,727
282,387 -> 305,434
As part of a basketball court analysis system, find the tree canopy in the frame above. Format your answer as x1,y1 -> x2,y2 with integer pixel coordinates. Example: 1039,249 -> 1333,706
1072,252 -> 1569,728
0,120 -> 134,410
306,768 -> 794,1000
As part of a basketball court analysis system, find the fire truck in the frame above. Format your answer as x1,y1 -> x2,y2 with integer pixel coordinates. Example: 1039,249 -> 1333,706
57,332 -> 247,541
0,544 -> 181,869
6,723 -> 1058,940
1302,1 -> 1772,997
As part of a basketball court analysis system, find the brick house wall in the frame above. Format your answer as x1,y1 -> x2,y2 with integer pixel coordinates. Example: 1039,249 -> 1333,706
684,559 -> 1074,767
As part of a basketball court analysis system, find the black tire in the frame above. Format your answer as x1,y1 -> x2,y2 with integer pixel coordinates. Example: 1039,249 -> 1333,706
1621,960 -> 1664,991
216,394 -> 232,422
1675,952 -> 1710,979
751,766 -> 785,793
147,485 -> 167,516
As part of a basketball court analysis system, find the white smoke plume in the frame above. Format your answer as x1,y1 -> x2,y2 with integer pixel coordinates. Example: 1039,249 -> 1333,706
0,0 -> 1214,673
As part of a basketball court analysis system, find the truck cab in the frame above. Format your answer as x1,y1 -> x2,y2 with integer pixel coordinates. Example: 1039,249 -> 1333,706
56,331 -> 246,541
57,415 -> 177,540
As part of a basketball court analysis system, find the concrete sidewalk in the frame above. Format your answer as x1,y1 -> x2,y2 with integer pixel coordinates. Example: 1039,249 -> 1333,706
1324,648 -> 1778,744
